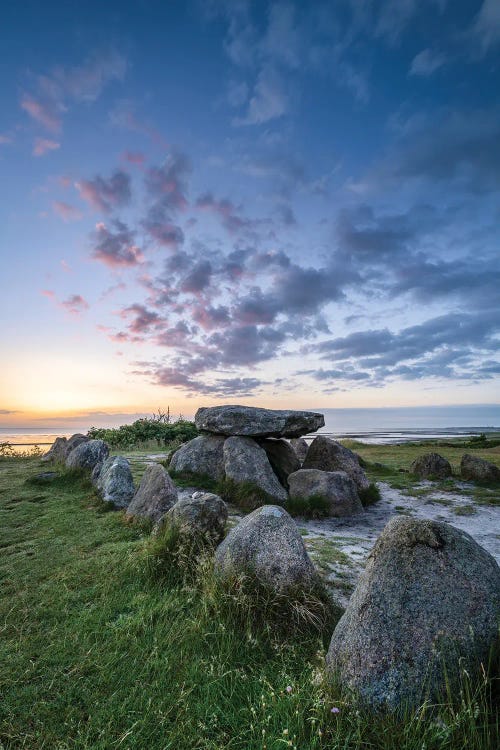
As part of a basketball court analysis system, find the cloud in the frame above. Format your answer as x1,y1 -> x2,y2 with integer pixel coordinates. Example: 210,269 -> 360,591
33,137 -> 60,156
409,48 -> 446,76
76,170 -> 131,212
0,409 -> 20,414
21,50 -> 126,133
141,151 -> 191,249
60,294 -> 89,315
119,304 -> 164,335
306,310 -> 499,386
234,66 -> 289,125
336,203 -> 435,261
122,150 -> 145,164
52,201 -> 82,222
0,134 -> 13,145
196,191 -> 253,233
262,2 -> 301,68
472,0 -> 500,53
21,95 -> 62,132
144,151 -> 191,212
91,221 -> 144,268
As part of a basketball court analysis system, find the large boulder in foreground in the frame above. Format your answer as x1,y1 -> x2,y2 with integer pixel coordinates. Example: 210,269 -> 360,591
215,505 -> 318,593
195,405 -> 325,438
288,469 -> 363,517
166,491 -> 227,546
94,456 -> 135,509
260,438 -> 300,488
169,435 -> 225,481
461,454 -> 500,483
303,436 -> 370,492
127,463 -> 178,523
410,452 -> 452,479
223,436 -> 287,505
326,517 -> 500,712
66,439 -> 109,472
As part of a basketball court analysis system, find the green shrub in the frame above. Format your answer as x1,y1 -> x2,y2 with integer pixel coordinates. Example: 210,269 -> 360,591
87,412 -> 198,449
359,482 -> 381,506
286,493 -> 330,518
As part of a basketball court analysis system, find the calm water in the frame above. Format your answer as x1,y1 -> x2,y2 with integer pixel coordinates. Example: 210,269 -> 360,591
2,404 -> 500,451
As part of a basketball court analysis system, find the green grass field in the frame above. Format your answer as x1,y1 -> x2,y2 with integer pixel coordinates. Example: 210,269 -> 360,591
0,452 -> 498,749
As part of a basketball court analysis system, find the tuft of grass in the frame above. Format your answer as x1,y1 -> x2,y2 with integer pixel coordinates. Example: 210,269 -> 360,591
286,493 -> 330,519
216,477 -> 276,512
202,565 -> 342,644
358,482 -> 381,506
168,469 -> 220,492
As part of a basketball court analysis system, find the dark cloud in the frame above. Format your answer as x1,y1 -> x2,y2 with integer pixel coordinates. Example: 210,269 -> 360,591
76,170 -> 131,212
180,260 -> 213,293
91,220 -> 143,268
337,203 -> 436,261
386,110 -> 500,194
119,304 -> 163,334
305,310 -> 499,386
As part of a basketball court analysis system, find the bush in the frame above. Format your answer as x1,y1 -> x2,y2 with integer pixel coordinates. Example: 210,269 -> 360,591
87,412 -> 198,449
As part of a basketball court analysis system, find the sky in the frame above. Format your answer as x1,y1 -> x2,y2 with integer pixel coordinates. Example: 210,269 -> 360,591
1,0 -> 499,427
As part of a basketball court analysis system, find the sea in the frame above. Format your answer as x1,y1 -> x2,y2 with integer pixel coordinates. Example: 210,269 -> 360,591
2,404 -> 500,453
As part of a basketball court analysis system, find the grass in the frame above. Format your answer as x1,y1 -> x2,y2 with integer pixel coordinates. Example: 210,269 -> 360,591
348,440 -> 500,505
286,493 -> 331,518
0,455 -> 499,749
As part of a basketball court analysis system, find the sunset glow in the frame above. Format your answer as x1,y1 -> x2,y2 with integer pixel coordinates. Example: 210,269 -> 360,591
1,1 -> 499,429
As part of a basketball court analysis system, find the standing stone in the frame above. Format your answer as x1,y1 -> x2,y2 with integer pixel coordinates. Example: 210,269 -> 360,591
195,405 -> 325,438
326,517 -> 500,712
94,456 -> 135,509
410,453 -> 452,479
223,436 -> 287,505
127,463 -> 178,523
66,433 -> 90,455
166,491 -> 228,546
289,437 -> 309,463
461,454 -> 500,483
41,437 -> 68,463
303,436 -> 370,492
260,438 -> 300,487
66,439 -> 109,472
288,469 -> 363,517
215,505 -> 319,593
169,435 -> 225,481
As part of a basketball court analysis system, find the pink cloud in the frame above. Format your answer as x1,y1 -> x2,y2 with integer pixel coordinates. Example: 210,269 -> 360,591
33,137 -> 60,156
60,260 -> 72,273
60,294 -> 89,316
21,95 -> 62,133
52,201 -> 82,222
75,170 -> 131,212
0,134 -> 12,145
20,51 -> 126,134
41,289 -> 56,299
122,150 -> 145,165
